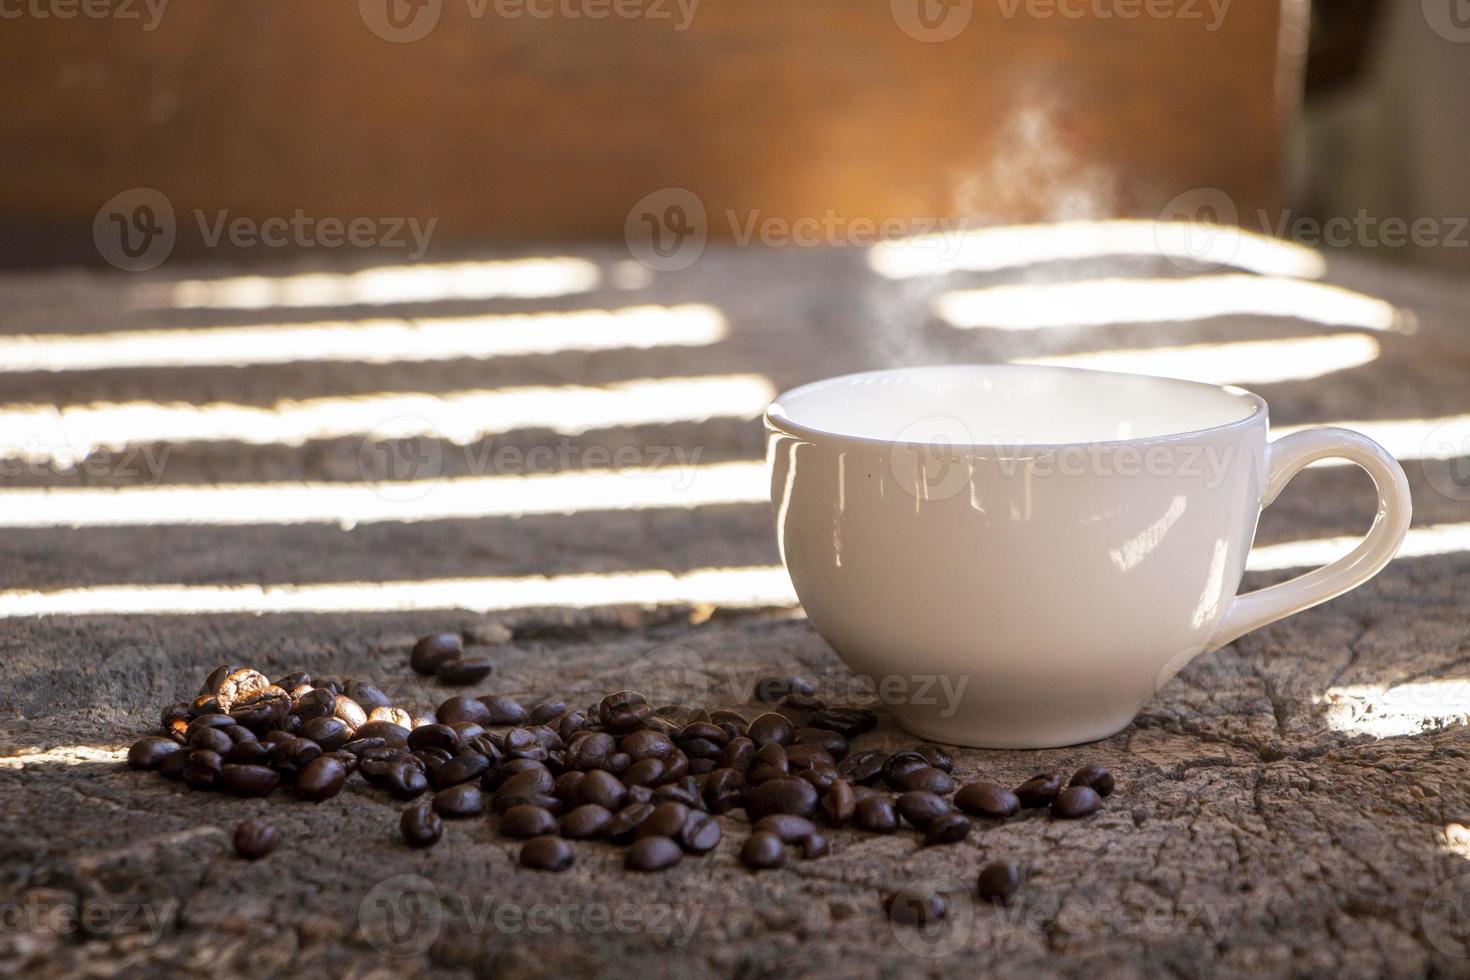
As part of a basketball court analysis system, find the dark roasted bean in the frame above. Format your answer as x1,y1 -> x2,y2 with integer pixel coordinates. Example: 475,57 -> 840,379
745,777 -> 818,820
383,762 -> 430,800
747,712 -> 795,747
913,743 -> 953,773
808,707 -> 877,737
1069,765 -> 1115,797
794,728 -> 848,761
401,803 -> 444,848
298,717 -> 351,752
605,802 -> 656,843
554,770 -> 586,803
182,750 -> 222,790
838,749 -> 886,785
332,695 -> 367,731
501,804 -> 558,839
189,726 -> 234,755
295,756 -> 349,801
626,835 -> 682,872
754,675 -> 814,703
477,696 -> 528,726
431,752 -> 491,790
897,791 -> 950,830
895,767 -> 955,794
411,633 -> 463,675
978,861 -> 1021,903
955,781 -> 1020,819
799,766 -> 839,793
530,701 -> 567,725
882,751 -> 929,788
352,722 -> 409,746
655,777 -> 701,808
821,779 -> 856,825
620,729 -> 674,761
437,657 -> 494,686
719,737 -> 756,771
638,802 -> 691,840
703,768 -> 744,814
128,736 -> 181,770
345,682 -> 393,711
433,783 -> 485,818
292,688 -> 336,721
560,803 -> 613,839
234,819 -> 280,860
679,811 -> 721,854
407,724 -> 460,753
436,696 -> 491,726
214,668 -> 270,710
853,796 -> 898,833
190,695 -> 223,717
1015,772 -> 1064,808
160,748 -> 189,780
520,835 -> 574,871
1051,785 -> 1103,819
599,691 -> 651,733
885,885 -> 947,926
754,742 -> 788,772
785,745 -> 835,771
741,831 -> 784,870
227,740 -> 274,765
576,769 -> 627,810
567,731 -> 616,770
622,758 -> 665,787
497,766 -> 556,799
924,813 -> 972,845
340,737 -> 388,757
220,764 -> 281,797
270,736 -> 322,773
753,814 -> 816,843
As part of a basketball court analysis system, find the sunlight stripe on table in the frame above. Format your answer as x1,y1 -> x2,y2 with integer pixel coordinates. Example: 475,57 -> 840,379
0,305 -> 726,372
0,566 -> 800,618
0,745 -> 127,768
1017,334 -> 1380,386
936,275 -> 1401,332
0,374 -> 776,465
1247,522 -> 1470,572
149,257 -> 600,310
1321,681 -> 1470,739
0,461 -> 770,529
869,220 -> 1327,280
1276,414 -> 1470,464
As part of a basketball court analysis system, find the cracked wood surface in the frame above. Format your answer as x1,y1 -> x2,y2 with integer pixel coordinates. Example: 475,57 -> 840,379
2,247 -> 1470,978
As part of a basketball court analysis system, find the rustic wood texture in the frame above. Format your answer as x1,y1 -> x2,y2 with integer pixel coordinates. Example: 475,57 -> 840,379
0,1 -> 1289,258
2,243 -> 1470,978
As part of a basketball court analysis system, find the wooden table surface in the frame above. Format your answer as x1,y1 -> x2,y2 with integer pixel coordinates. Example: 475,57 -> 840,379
2,239 -> 1470,978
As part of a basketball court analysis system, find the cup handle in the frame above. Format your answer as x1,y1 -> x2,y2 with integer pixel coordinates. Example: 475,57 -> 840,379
1211,427 -> 1412,649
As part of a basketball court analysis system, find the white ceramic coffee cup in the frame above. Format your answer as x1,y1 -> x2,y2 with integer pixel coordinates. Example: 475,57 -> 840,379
765,365 -> 1411,748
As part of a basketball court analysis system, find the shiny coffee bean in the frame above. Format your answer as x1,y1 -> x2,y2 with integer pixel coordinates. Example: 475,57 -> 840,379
436,696 -> 491,726
234,819 -> 279,860
478,696 -> 528,726
754,814 -> 817,843
214,668 -> 270,710
530,701 -> 567,725
501,804 -> 558,839
554,770 -> 587,803
430,753 -> 490,790
622,758 -> 665,787
838,749 -> 886,785
567,731 -> 616,770
753,675 -> 814,703
270,737 -> 323,773
1069,765 -> 1115,797
520,835 -> 574,871
924,813 -> 972,846
897,791 -> 950,830
599,691 -> 652,733
747,713 -> 795,747
853,796 -> 898,833
189,726 -> 234,755
638,802 -> 691,840
807,707 -> 877,737
433,783 -> 484,818
785,745 -> 834,771
437,657 -> 494,686
741,831 -> 785,870
220,764 -> 281,798
401,803 -> 444,848
955,782 -> 1020,819
1015,772 -> 1064,808
885,885 -> 947,926
202,664 -> 243,695
576,769 -> 628,810
679,811 -> 722,854
882,752 -> 929,787
128,736 -> 181,770
913,743 -> 953,772
978,861 -> 1021,903
1051,785 -> 1103,819
703,768 -> 744,814
411,633 -> 463,675
800,832 -> 831,858
407,724 -> 460,753
719,737 -> 756,771
383,762 -> 430,800
895,767 -> 955,794
295,756 -> 349,801
352,722 -> 409,747
821,779 -> 857,825
345,682 -> 393,711
560,803 -> 613,839
745,777 -> 819,820
605,802 -> 656,843
298,717 -> 351,752
332,695 -> 367,731
626,835 -> 683,872
621,729 -> 674,761
182,750 -> 223,790
159,748 -> 189,780
655,776 -> 700,807
794,728 -> 848,761
292,689 -> 336,721
227,740 -> 274,765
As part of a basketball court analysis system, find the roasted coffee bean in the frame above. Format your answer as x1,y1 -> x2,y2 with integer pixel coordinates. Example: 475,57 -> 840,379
754,742 -> 788,772
703,768 -> 744,814
270,737 -> 322,773
679,721 -> 729,746
622,758 -> 665,787
413,747 -> 454,771
913,743 -> 954,773
605,802 -> 656,843
497,765 -> 555,798
436,696 -> 491,726
794,728 -> 848,761
227,740 -> 275,765
745,777 -> 819,820
160,748 -> 189,780
799,766 -> 839,793
214,668 -> 270,710
128,736 -> 181,770
220,764 -> 281,798
353,722 -> 409,747
786,745 -> 835,771
437,657 -> 494,686
331,696 -> 367,731
567,731 -> 615,770
190,695 -> 223,717
292,689 -> 336,721
853,796 -> 898,833
808,707 -> 877,738
406,723 -> 459,753
340,737 -> 388,758
383,762 -> 430,800
821,779 -> 857,825
337,682 -> 389,712
599,691 -> 651,733
885,885 -> 947,926
1069,765 -> 1115,797
431,752 -> 491,790
495,791 -> 561,815
753,675 -> 814,703
161,702 -> 192,736
275,670 -> 311,691
576,769 -> 627,810
401,803 -> 443,848
182,750 -> 223,790
895,767 -> 955,795
924,813 -> 972,846
433,783 -> 485,818
477,696 -> 528,726
298,717 -> 351,752
529,700 -> 567,725
620,729 -> 674,761
801,832 -> 832,858
747,712 -> 795,747
553,770 -> 586,803
202,664 -> 244,695
296,756 -> 349,801
955,782 -> 1020,819
189,726 -> 234,755
1051,785 -> 1103,819
897,791 -> 950,830
1015,772 -> 1064,808
638,802 -> 691,840
230,688 -> 292,729
626,835 -> 682,872
679,811 -> 722,854
316,676 -> 345,696
741,831 -> 785,870
882,752 -> 929,787
411,633 -> 463,675
838,749 -> 886,785
234,819 -> 279,860
719,737 -> 756,771
520,835 -> 574,871
754,814 -> 816,843
501,804 -> 558,839
559,803 -> 612,839
978,861 -> 1021,903
655,777 -> 701,808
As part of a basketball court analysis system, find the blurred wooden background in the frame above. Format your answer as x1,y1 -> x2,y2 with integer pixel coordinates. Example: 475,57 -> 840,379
0,0 -> 1299,264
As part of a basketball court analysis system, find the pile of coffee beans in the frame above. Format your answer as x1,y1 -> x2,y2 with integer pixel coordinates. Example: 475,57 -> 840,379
127,655 -> 1117,911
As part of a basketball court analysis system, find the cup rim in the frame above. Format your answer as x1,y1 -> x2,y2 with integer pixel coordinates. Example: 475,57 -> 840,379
764,363 -> 1268,451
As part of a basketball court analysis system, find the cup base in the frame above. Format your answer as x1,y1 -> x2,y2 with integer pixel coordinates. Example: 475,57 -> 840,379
892,710 -> 1136,750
